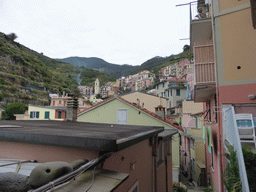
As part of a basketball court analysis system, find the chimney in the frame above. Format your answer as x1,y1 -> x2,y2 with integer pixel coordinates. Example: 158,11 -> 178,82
155,105 -> 165,119
67,94 -> 78,121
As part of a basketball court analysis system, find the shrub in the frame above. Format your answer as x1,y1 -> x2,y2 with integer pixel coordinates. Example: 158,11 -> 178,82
173,182 -> 187,192
242,145 -> 256,191
223,145 -> 242,192
5,102 -> 27,120
0,78 -> 7,85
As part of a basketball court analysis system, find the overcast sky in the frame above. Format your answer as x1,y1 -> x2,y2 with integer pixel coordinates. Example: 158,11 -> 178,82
0,0 -> 192,66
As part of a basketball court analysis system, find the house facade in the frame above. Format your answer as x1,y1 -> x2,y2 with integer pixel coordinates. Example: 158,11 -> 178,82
190,0 -> 256,191
15,105 -> 66,121
121,91 -> 169,113
155,78 -> 187,108
77,95 -> 184,182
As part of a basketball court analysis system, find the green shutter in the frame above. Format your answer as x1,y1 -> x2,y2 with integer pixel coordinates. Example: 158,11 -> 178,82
176,89 -> 180,96
202,126 -> 206,144
30,112 -> 33,118
36,112 -> 39,118
45,111 -> 49,119
207,126 -> 211,153
58,111 -> 62,118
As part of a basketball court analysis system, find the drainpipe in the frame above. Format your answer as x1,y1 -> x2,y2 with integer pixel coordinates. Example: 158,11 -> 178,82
165,155 -> 168,192
152,135 -> 158,192
210,0 -> 223,191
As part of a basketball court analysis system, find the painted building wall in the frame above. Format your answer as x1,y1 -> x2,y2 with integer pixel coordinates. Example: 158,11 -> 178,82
77,99 -> 180,169
168,88 -> 187,108
121,92 -> 168,113
215,1 -> 256,88
0,138 -> 168,192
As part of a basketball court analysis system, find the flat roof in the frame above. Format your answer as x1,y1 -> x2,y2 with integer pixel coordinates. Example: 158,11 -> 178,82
0,120 -> 163,152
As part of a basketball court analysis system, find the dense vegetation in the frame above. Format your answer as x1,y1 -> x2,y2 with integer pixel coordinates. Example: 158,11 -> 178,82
242,145 -> 256,192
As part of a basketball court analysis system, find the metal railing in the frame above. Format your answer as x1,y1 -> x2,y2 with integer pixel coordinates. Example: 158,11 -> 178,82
223,106 -> 250,192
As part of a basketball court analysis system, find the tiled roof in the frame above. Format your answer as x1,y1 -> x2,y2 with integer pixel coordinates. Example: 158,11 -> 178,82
166,77 -> 187,82
78,95 -> 183,132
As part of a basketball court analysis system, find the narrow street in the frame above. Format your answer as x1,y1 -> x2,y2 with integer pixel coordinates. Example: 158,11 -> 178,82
179,173 -> 204,192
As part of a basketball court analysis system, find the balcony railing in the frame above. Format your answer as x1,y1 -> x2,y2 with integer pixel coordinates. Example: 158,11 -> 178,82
190,1 -> 211,21
168,82 -> 186,89
193,41 -> 215,85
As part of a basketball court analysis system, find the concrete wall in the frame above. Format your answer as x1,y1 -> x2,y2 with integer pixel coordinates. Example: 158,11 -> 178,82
182,100 -> 204,114
77,98 -> 180,169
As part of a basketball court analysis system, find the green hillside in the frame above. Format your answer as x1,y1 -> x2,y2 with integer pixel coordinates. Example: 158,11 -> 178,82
0,32 -> 114,105
56,57 -> 140,78
57,50 -> 191,79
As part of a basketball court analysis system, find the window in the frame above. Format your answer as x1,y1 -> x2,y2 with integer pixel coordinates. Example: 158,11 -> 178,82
214,94 -> 218,123
171,89 -> 172,96
163,82 -> 165,88
190,139 -> 195,150
117,109 -> 127,124
197,118 -> 201,128
59,100 -> 61,104
168,90 -> 170,97
251,0 -> 256,29
30,111 -> 39,119
44,111 -> 50,119
156,85 -> 159,90
128,181 -> 139,192
211,145 -> 214,170
58,111 -> 62,119
53,101 -> 55,106
157,141 -> 164,165
176,89 -> 180,96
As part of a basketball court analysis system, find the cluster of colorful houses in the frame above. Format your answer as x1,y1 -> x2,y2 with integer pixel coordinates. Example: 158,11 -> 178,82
77,59 -> 190,101
1,0 -> 256,191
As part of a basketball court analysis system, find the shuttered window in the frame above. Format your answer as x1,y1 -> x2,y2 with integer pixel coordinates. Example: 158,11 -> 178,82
45,111 -> 50,119
30,111 -> 39,119
117,109 -> 127,124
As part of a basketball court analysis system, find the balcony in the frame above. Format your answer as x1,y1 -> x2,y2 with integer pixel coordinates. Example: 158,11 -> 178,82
168,82 -> 186,89
193,40 -> 216,102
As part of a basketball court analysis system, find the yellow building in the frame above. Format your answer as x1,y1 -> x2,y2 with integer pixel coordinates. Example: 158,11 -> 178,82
77,95 -> 184,182
15,105 -> 66,121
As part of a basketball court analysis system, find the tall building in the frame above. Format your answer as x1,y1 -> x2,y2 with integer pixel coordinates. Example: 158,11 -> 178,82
94,78 -> 100,95
190,0 -> 256,191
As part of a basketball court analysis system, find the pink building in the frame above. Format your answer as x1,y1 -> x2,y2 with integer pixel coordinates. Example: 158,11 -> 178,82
0,120 -> 177,192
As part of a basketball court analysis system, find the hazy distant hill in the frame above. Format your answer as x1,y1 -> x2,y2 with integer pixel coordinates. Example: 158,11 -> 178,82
57,50 -> 191,79
56,57 -> 139,78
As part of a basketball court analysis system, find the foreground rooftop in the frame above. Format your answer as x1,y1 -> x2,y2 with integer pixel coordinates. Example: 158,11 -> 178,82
0,120 -> 163,152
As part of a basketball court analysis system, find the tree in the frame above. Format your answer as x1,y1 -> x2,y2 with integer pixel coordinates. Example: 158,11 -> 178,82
5,102 -> 27,120
7,33 -> 18,41
183,44 -> 190,52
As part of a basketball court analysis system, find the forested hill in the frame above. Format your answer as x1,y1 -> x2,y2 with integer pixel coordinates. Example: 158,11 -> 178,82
56,57 -> 139,78
57,50 -> 191,79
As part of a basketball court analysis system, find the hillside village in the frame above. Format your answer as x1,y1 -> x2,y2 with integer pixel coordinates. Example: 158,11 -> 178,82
0,0 -> 256,192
